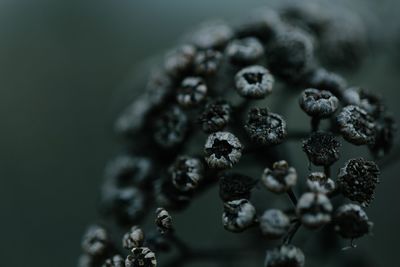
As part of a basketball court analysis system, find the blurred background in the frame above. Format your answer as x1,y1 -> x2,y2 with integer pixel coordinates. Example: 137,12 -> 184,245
0,0 -> 399,266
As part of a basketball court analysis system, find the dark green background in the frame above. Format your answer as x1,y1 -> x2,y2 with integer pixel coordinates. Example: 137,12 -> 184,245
0,0 -> 399,266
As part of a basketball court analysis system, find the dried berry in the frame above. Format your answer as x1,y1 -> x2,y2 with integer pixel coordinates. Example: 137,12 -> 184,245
111,187 -> 146,224
306,172 -> 335,194
369,113 -> 397,158
235,65 -> 274,99
177,77 -> 207,107
302,132 -> 340,166
245,108 -> 287,146
122,226 -> 144,250
334,204 -> 373,239
259,209 -> 290,239
164,44 -> 196,77
337,105 -> 375,145
265,245 -> 305,267
304,67 -> 347,97
125,247 -> 157,267
198,100 -> 231,133
226,37 -> 265,65
299,88 -> 339,118
155,207 -> 173,234
342,88 -> 383,118
222,199 -> 257,233
337,158 -> 380,207
219,172 -> 256,201
82,225 -> 110,257
103,255 -> 125,267
190,20 -> 233,49
296,192 -> 332,228
262,160 -> 297,194
154,105 -> 188,148
204,131 -> 243,169
169,156 -> 204,192
194,49 -> 222,76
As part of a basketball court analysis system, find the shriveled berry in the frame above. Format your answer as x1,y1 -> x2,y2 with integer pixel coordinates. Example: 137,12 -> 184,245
302,132 -> 340,166
306,172 -> 335,194
219,172 -> 256,201
190,20 -> 233,49
222,199 -> 257,233
103,255 -> 125,267
262,160 -> 297,194
299,88 -> 339,118
265,245 -> 305,267
204,131 -> 243,169
226,37 -> 265,65
194,49 -> 222,76
337,105 -> 375,145
235,65 -> 274,99
334,204 -> 373,239
155,208 -> 173,234
176,77 -> 207,107
122,226 -> 144,250
260,209 -> 290,239
164,45 -> 196,77
125,247 -> 157,267
82,225 -> 110,257
337,158 -> 380,207
245,108 -> 287,146
198,100 -> 231,133
296,192 -> 332,228
169,156 -> 204,192
154,105 -> 188,148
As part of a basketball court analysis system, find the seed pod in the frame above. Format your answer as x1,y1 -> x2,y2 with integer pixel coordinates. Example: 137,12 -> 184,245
194,49 -> 222,76
190,20 -> 233,49
296,192 -> 332,229
198,100 -> 231,133
226,37 -> 265,65
169,156 -> 204,192
222,199 -> 257,233
306,172 -> 335,194
204,131 -> 243,169
337,105 -> 375,145
177,77 -> 207,107
164,44 -> 196,78
265,245 -> 305,267
81,225 -> 110,257
155,208 -> 173,234
153,105 -> 188,148
126,247 -> 157,267
337,158 -> 380,207
122,226 -> 144,250
302,132 -> 340,166
334,204 -> 373,239
299,88 -> 339,118
259,209 -> 290,239
102,255 -> 125,267
235,65 -> 274,99
245,108 -> 287,146
261,160 -> 297,194
219,172 -> 256,201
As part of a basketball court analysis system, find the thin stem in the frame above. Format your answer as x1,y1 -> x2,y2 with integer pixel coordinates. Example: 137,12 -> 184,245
283,221 -> 302,244
324,165 -> 331,178
287,188 -> 298,207
287,130 -> 310,140
311,117 -> 320,132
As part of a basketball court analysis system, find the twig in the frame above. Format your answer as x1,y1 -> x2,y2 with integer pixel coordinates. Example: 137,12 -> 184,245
283,221 -> 302,245
287,188 -> 298,207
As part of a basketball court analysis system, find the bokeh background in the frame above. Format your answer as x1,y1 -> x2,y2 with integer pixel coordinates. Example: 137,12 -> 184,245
0,0 -> 399,266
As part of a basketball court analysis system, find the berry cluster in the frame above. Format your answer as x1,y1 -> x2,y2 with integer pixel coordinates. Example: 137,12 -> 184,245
79,3 -> 396,267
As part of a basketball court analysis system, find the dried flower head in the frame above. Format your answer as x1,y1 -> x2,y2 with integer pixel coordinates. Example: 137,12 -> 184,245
125,247 -> 157,267
337,158 -> 380,207
198,100 -> 231,133
262,160 -> 297,194
194,49 -> 222,76
334,204 -> 373,239
155,208 -> 173,234
222,199 -> 257,233
177,77 -> 207,107
299,88 -> 339,118
226,37 -> 265,65
102,255 -> 125,267
122,226 -> 144,250
235,65 -> 274,99
169,156 -> 204,192
296,192 -> 333,228
154,105 -> 188,148
337,105 -> 375,145
302,132 -> 340,166
260,209 -> 291,239
219,172 -> 256,201
306,172 -> 335,194
245,108 -> 287,146
204,131 -> 243,169
265,245 -> 305,267
82,225 -> 110,257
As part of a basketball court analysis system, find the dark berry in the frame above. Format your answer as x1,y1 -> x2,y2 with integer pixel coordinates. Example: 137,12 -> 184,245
198,100 -> 231,133
164,44 -> 196,78
226,37 -> 265,65
296,192 -> 332,228
81,225 -> 110,257
235,65 -> 274,99
190,20 -> 233,49
177,77 -> 207,107
302,132 -> 340,166
334,204 -> 373,239
155,207 -> 173,234
306,172 -> 335,194
262,160 -> 297,194
219,172 -> 257,201
169,156 -> 204,192
194,49 -> 222,76
259,209 -> 290,239
303,68 -> 347,98
265,245 -> 305,267
125,247 -> 157,267
369,113 -> 397,158
122,226 -> 144,250
222,199 -> 256,233
299,88 -> 339,118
